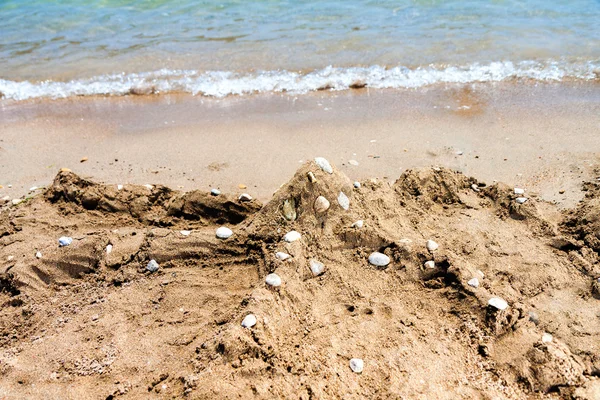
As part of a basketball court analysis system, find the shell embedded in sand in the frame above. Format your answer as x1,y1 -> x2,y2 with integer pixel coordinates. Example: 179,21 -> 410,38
368,252 -> 390,267
36,251 -> 42,259
350,358 -> 364,373
471,184 -> 480,192
180,230 -> 191,236
424,260 -> 435,269
241,314 -> 257,328
514,188 -> 525,195
488,297 -> 508,311
307,172 -> 317,183
58,236 -> 73,247
516,197 -> 528,204
283,230 -> 301,243
210,188 -> 221,196
337,191 -> 350,210
309,259 -> 325,276
348,159 -> 359,166
314,157 -> 333,174
106,244 -> 113,254
275,252 -> 291,261
354,181 -> 361,188
117,184 -> 123,191
351,220 -> 364,229
542,333 -> 553,343
146,259 -> 159,273
144,184 -> 153,190
314,196 -> 330,213
239,193 -> 252,202
12,199 -> 22,205
282,198 -> 297,221
426,240 -> 439,251
216,227 -> 233,239
265,273 -> 282,287
468,278 -> 479,288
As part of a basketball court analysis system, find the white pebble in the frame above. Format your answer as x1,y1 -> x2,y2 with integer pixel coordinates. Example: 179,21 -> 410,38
106,244 -> 113,254
353,181 -> 361,188
36,251 -> 42,259
351,220 -> 364,229
7,255 -> 14,261
514,188 -> 525,195
515,197 -> 528,204
456,151 -> 464,156
241,314 -> 257,328
488,297 -> 509,311
180,230 -> 191,236
29,186 -> 38,191
309,259 -> 325,276
144,184 -> 153,190
471,184 -> 480,192
283,230 -> 301,243
424,260 -> 435,269
314,157 -> 333,174
348,160 -> 359,166
11,199 -> 22,205
117,184 -> 123,191
216,227 -> 233,239
349,358 -> 364,373
314,196 -> 330,213
210,188 -> 221,196
337,191 -> 350,210
368,252 -> 390,267
239,193 -> 252,202
426,240 -> 439,251
146,259 -> 159,273
265,273 -> 282,287
541,333 -> 553,343
275,252 -> 291,261
58,236 -> 73,247
468,278 -> 479,288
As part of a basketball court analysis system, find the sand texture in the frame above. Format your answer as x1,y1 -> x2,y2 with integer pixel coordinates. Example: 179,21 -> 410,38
1,159 -> 600,399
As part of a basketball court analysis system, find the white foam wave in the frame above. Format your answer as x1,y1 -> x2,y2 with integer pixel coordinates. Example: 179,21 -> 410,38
1,60 -> 598,101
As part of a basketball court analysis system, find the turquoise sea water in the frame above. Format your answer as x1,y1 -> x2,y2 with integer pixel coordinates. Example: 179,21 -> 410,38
1,0 -> 599,100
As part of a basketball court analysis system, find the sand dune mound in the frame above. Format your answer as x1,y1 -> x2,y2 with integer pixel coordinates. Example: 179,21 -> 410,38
1,161 -> 599,399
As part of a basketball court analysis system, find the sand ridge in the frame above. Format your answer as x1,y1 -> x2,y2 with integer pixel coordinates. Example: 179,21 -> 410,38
0,159 -> 599,399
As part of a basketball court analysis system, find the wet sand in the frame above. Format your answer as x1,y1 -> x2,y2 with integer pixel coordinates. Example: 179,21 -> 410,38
1,82 -> 599,208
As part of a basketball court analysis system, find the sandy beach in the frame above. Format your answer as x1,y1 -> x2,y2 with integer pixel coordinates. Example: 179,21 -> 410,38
1,82 -> 600,398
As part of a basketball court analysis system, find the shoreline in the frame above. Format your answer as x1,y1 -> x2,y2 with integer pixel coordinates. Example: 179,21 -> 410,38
1,82 -> 599,209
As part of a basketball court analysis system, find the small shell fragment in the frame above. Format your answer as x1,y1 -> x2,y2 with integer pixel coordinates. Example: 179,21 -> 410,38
314,196 -> 330,213
58,237 -> 73,247
314,157 -> 333,174
307,172 -> 317,183
283,231 -> 301,243
514,188 -> 525,195
239,193 -> 253,202
241,314 -> 257,328
216,227 -> 233,239
351,220 -> 364,229
350,358 -> 364,373
146,259 -> 159,273
337,191 -> 350,210
426,240 -> 439,251
309,259 -> 325,276
467,278 -> 479,288
516,197 -> 528,204
106,244 -> 113,254
424,260 -> 435,269
275,252 -> 291,261
488,297 -> 509,311
265,273 -> 282,287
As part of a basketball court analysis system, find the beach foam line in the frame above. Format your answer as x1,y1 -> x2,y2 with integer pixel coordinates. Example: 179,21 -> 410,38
1,60 -> 598,101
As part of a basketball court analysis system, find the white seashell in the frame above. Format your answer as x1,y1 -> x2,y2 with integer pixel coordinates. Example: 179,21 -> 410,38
348,159 -> 359,166
426,240 -> 439,251
351,220 -> 364,229
314,157 -> 333,174
180,230 -> 191,236
106,244 -> 113,254
216,227 -> 233,239
239,193 -> 252,202
349,358 -> 364,373
456,151 -> 464,155
368,252 -> 390,267
117,184 -> 123,190
541,333 -> 553,343
337,191 -> 350,210
468,278 -> 479,288
146,259 -> 159,273
283,231 -> 301,243
424,260 -> 435,269
11,199 -> 22,205
210,188 -> 221,196
35,251 -> 42,259
471,184 -> 480,192
488,297 -> 508,311
58,236 -> 73,247
275,252 -> 291,261
265,273 -> 282,287
7,255 -> 14,261
29,186 -> 38,191
314,196 -> 330,213
514,188 -> 525,195
515,197 -> 528,204
353,181 -> 361,188
241,314 -> 257,328
144,184 -> 154,190
309,259 -> 325,276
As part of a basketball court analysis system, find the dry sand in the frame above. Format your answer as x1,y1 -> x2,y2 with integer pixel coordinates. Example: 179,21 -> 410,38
1,83 -> 600,399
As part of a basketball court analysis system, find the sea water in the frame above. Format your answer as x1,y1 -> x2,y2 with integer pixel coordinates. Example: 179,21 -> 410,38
0,0 -> 599,100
